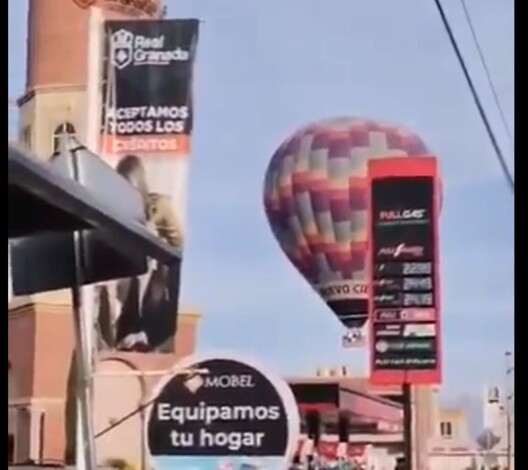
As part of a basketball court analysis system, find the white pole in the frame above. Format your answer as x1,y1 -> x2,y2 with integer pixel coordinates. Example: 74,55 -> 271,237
95,368 -> 210,377
75,6 -> 104,470
86,6 -> 104,153
84,0 -> 104,377
72,279 -> 97,470
8,244 -> 12,304
363,321 -> 369,374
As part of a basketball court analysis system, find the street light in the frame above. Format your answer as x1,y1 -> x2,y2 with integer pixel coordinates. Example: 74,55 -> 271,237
8,98 -> 18,143
95,367 -> 210,378
504,351 -> 513,470
94,366 -> 209,470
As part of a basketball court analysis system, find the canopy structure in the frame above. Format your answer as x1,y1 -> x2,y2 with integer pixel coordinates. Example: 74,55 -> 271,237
8,143 -> 181,264
8,142 -> 184,469
288,378 -> 403,430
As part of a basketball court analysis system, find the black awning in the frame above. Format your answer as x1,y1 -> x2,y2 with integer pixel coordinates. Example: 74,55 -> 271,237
9,147 -> 93,237
8,144 -> 181,264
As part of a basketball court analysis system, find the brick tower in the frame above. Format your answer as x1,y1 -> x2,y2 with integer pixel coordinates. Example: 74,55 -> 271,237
17,0 -> 163,158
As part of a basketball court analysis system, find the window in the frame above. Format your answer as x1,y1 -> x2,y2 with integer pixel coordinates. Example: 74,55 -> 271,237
8,434 -> 14,464
20,125 -> 32,149
487,386 -> 500,403
440,420 -> 453,438
52,122 -> 77,153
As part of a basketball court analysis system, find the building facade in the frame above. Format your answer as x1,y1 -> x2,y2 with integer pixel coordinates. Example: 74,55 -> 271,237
8,292 -> 201,464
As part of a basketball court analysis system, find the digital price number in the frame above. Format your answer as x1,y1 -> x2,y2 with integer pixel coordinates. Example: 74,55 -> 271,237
403,276 -> 432,291
403,292 -> 434,307
402,262 -> 432,276
375,262 -> 433,277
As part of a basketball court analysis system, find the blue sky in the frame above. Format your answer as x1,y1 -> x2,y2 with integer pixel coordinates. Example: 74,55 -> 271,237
8,0 -> 513,405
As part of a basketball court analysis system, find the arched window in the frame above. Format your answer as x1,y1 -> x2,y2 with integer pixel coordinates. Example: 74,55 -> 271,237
487,386 -> 500,403
52,122 -> 76,153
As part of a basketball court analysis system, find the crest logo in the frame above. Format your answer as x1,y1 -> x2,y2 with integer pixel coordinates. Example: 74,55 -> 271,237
110,29 -> 134,70
73,0 -> 96,8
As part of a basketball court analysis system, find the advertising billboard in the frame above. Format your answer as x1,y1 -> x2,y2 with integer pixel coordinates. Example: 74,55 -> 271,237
95,19 -> 199,353
146,353 -> 300,470
368,157 -> 441,385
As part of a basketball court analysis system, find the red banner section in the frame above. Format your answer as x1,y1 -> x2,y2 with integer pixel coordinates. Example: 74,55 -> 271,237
367,156 -> 442,386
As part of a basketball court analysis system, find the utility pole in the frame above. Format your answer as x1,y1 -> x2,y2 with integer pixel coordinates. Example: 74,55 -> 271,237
504,350 -> 514,470
8,98 -> 18,142
402,382 -> 413,470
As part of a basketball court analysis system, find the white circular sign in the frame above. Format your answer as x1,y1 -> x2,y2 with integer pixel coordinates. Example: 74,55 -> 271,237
145,351 -> 300,469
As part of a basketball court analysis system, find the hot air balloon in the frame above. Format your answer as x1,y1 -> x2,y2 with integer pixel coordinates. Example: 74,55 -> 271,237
263,117 -> 430,343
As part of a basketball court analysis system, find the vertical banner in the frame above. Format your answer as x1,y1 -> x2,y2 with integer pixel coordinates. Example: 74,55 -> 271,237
368,157 -> 441,385
97,19 -> 199,353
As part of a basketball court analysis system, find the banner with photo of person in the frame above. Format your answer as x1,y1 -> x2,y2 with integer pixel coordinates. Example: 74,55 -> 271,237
97,18 -> 199,353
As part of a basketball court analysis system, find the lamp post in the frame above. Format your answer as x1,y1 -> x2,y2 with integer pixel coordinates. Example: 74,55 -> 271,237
504,351 -> 513,470
94,367 -> 209,470
8,98 -> 17,143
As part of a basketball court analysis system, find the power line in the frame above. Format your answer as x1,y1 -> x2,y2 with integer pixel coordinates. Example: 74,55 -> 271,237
459,0 -> 514,151
432,0 -> 514,194
94,394 -> 154,440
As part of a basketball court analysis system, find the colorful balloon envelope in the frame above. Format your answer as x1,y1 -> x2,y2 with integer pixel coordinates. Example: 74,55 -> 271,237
263,117 -> 430,335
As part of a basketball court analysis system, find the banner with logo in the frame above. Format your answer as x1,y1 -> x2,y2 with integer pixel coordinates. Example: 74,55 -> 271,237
96,19 -> 199,353
367,157 -> 442,386
146,352 -> 300,470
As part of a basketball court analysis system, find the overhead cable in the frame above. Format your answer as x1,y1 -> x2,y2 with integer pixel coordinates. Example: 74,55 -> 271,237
432,0 -> 514,194
459,0 -> 514,151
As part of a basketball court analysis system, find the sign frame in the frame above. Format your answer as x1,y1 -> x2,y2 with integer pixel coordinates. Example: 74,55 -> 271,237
367,156 -> 442,386
144,351 -> 301,469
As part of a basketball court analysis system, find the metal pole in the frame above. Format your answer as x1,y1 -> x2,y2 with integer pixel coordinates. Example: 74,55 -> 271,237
93,368 -> 210,441
95,368 -> 209,377
71,231 -> 97,470
506,410 -> 511,470
139,371 -> 148,470
73,7 -> 104,469
505,351 -> 513,470
82,2 -> 104,379
402,382 -> 413,470
8,244 -> 12,303
85,6 -> 103,151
